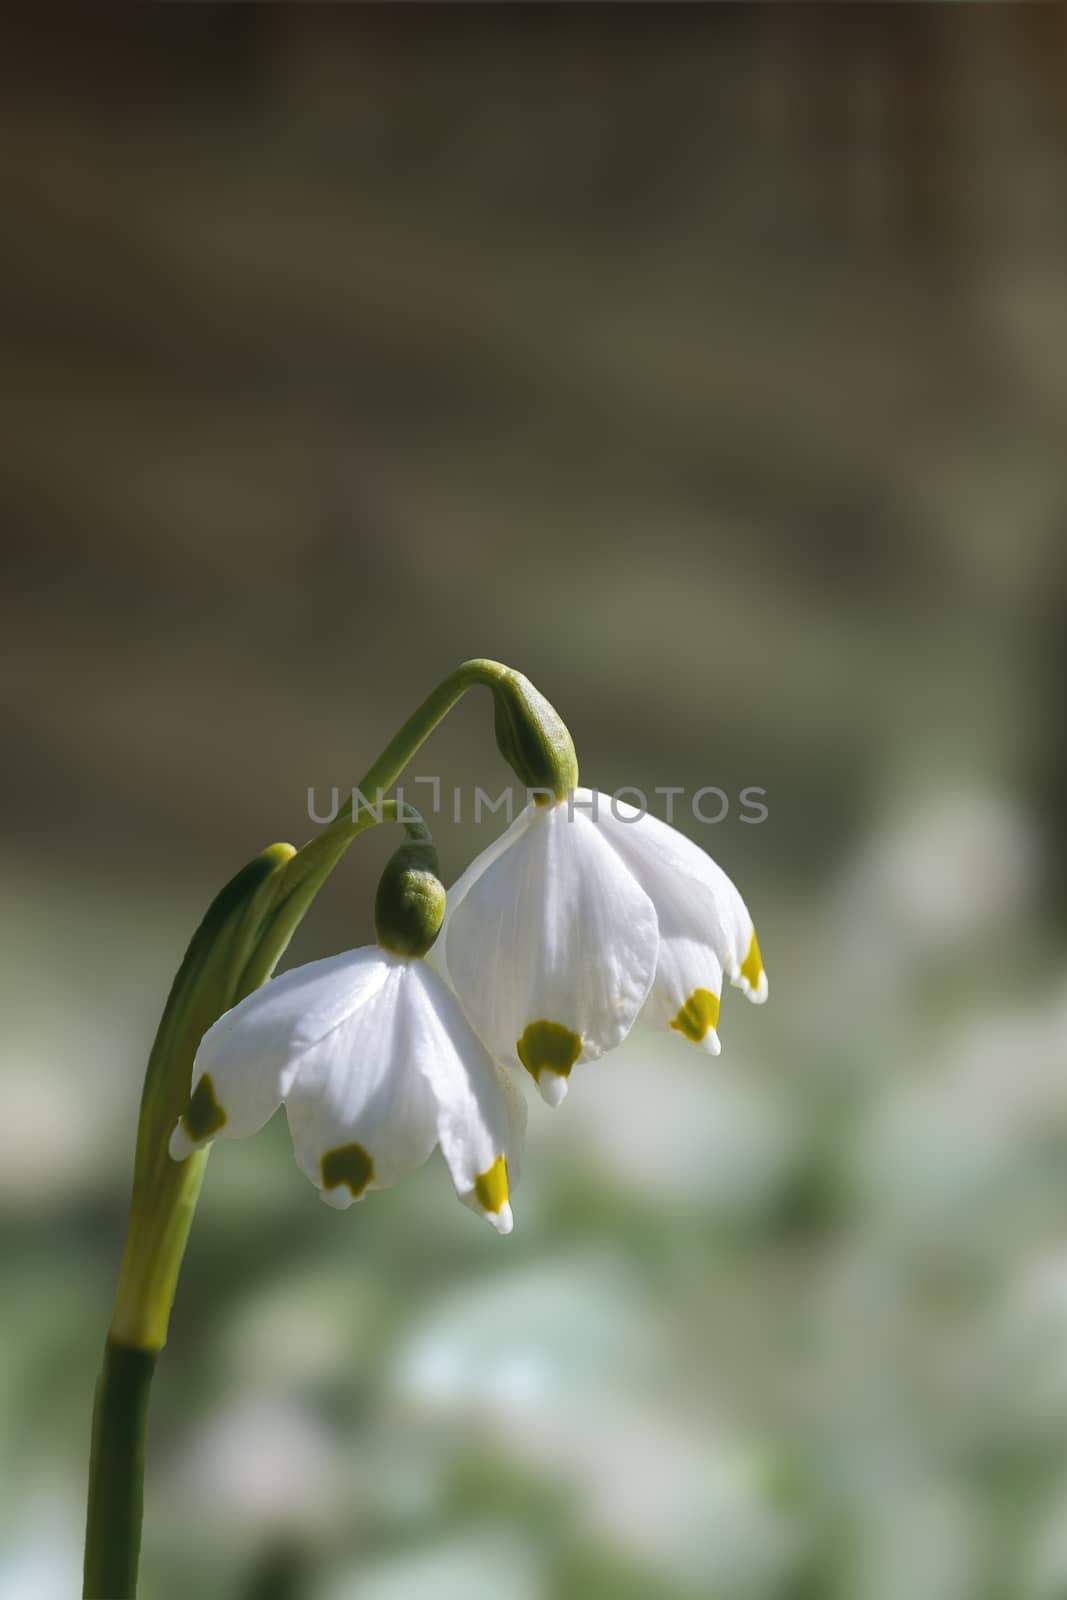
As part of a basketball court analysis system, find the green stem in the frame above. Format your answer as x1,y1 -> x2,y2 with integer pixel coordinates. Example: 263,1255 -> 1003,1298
83,1342 -> 157,1599
85,846 -> 290,1599
236,658 -> 545,993
84,659 -> 571,1598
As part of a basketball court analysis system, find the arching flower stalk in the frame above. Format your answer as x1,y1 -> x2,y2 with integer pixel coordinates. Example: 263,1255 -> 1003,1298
82,660 -> 769,1600
84,660 -> 578,1600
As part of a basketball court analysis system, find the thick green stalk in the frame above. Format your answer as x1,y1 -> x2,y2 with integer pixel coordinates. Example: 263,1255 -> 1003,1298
85,845 -> 291,1598
83,1343 -> 157,1598
83,659 -> 576,1598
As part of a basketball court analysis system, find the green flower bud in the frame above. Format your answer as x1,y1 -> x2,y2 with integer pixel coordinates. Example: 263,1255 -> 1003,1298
485,666 -> 578,802
374,822 -> 446,958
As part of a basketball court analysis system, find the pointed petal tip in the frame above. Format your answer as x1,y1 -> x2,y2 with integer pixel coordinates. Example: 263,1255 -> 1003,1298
318,1183 -> 355,1211
669,988 -> 722,1049
486,1201 -> 514,1236
537,1070 -> 569,1108
168,1122 -> 197,1161
728,968 -> 769,1005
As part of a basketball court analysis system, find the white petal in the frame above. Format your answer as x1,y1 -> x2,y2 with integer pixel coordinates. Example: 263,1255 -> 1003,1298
432,806 -> 530,989
594,793 -> 768,1007
592,805 -> 727,1052
440,799 -> 659,1100
168,948 -> 394,1159
284,960 -> 439,1206
644,935 -> 725,1056
403,964 -> 526,1232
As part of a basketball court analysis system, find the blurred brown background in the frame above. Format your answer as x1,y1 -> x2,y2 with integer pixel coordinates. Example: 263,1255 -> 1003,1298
3,10 -> 1067,1599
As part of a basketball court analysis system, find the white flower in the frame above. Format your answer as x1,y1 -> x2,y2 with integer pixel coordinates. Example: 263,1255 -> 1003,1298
169,948 -> 525,1234
439,789 -> 767,1105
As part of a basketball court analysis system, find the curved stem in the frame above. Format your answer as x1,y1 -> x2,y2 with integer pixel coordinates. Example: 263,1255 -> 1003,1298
236,659 -> 511,993
85,845 -> 291,1598
83,659 -> 551,1598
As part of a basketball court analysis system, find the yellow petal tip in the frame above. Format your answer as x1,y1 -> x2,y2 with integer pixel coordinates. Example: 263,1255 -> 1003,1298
516,1020 -> 582,1092
739,930 -> 767,1001
670,988 -> 721,1045
180,1072 -> 227,1144
473,1153 -> 510,1215
321,1141 -> 375,1200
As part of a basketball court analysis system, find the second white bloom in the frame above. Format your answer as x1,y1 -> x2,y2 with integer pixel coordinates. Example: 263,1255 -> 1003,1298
169,948 -> 524,1233
439,789 -> 767,1104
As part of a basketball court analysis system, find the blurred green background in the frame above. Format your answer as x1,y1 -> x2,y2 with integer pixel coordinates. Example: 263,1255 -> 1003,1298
4,10 -> 1067,1598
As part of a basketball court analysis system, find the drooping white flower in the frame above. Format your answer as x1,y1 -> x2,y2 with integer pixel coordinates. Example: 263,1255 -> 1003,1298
439,789 -> 766,1104
169,947 -> 525,1234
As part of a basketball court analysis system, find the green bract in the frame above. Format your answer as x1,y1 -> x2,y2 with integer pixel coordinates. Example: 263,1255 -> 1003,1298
374,823 -> 446,958
486,664 -> 579,801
